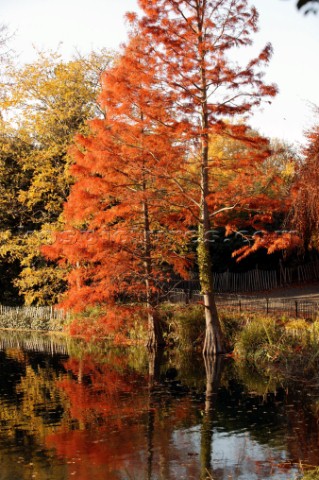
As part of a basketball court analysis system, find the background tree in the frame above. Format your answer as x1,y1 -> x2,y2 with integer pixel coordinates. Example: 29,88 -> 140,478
0,49 -> 113,305
207,135 -> 297,271
0,122 -> 33,303
205,131 -> 291,232
289,121 -> 319,251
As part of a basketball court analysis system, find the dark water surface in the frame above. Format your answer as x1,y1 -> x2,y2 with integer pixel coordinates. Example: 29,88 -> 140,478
0,332 -> 318,480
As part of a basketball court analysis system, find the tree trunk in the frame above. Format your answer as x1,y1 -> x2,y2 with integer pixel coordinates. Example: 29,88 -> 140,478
197,19 -> 225,356
202,291 -> 225,356
142,198 -> 165,350
198,220 -> 225,356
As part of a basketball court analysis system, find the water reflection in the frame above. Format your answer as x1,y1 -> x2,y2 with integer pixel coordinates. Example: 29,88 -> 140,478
0,331 -> 318,479
200,355 -> 223,479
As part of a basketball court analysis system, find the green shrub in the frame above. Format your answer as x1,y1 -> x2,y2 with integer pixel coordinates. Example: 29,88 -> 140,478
219,313 -> 244,351
160,304 -> 204,349
234,316 -> 281,361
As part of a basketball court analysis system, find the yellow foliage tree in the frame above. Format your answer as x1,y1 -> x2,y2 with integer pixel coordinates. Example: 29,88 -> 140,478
0,49 -> 113,305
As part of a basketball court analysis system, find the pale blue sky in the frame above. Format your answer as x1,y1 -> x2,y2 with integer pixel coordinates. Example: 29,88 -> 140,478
1,0 -> 318,148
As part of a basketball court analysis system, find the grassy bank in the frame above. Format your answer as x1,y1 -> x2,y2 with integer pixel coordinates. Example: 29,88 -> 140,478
233,313 -> 319,375
155,303 -> 319,376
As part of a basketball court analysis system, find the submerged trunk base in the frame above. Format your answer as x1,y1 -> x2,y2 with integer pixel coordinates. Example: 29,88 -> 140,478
203,325 -> 225,356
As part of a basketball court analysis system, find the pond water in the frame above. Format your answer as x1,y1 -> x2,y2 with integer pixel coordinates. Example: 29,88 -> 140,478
0,332 -> 318,480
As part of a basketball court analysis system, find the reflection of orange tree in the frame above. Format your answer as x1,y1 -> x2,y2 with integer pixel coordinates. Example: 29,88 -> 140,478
47,353 -> 204,479
57,357 -> 148,425
46,356 -> 150,479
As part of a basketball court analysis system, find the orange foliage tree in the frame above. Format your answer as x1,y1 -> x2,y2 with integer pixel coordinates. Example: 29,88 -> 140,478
289,122 -> 319,251
44,35 -> 192,348
122,0 -> 277,354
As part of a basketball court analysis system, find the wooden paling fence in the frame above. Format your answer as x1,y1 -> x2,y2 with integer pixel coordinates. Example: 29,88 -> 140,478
0,304 -> 70,331
166,289 -> 319,320
0,334 -> 70,355
0,304 -> 68,321
279,261 -> 319,287
170,260 -> 319,295
212,268 -> 278,292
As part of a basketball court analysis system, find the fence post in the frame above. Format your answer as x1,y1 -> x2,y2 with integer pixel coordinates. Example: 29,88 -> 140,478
295,300 -> 298,318
266,298 -> 269,315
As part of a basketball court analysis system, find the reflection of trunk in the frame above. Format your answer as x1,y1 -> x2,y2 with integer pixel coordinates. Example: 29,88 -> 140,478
200,355 -> 224,479
146,348 -> 163,480
148,347 -> 164,387
76,358 -> 85,431
146,405 -> 155,480
143,198 -> 164,350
